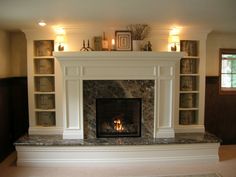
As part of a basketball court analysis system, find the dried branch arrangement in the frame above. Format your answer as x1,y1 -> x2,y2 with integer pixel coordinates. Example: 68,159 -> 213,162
127,24 -> 150,40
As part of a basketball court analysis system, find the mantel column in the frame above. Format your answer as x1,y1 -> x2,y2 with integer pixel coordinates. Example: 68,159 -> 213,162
62,65 -> 84,139
154,64 -> 176,138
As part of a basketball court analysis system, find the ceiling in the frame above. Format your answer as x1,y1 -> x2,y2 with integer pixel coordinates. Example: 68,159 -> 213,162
0,0 -> 236,33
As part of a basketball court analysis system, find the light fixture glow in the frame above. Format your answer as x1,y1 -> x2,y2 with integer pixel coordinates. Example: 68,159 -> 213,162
54,27 -> 65,35
38,20 -> 46,27
168,27 -> 181,52
54,27 -> 67,51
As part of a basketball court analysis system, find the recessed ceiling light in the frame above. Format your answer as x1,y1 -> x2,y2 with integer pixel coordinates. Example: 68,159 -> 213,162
38,20 -> 46,27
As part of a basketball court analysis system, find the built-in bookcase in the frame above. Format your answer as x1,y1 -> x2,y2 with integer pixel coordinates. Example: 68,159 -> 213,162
33,40 -> 56,127
179,40 -> 200,125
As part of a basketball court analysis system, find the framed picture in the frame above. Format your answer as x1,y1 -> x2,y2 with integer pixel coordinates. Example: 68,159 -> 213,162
115,31 -> 132,51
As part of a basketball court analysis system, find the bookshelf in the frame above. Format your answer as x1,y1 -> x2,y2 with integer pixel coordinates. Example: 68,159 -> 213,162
179,40 -> 201,127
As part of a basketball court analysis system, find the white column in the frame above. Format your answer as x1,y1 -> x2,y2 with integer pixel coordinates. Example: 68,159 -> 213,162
154,65 -> 175,138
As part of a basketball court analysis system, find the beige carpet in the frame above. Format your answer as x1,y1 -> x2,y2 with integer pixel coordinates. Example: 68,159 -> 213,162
155,173 -> 221,177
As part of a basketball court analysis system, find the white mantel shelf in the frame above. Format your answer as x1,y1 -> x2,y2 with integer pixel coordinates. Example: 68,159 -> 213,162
54,51 -> 184,60
54,51 -> 184,139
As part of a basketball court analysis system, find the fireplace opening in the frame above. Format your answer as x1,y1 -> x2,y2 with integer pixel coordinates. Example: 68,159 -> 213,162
96,98 -> 142,138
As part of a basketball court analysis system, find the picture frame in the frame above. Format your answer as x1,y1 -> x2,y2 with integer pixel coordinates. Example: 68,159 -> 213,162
115,31 -> 132,51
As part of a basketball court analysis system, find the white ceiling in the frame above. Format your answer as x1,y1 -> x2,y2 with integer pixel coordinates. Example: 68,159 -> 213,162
0,0 -> 236,32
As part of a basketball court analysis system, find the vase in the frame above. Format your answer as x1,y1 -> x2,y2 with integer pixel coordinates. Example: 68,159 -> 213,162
132,40 -> 143,51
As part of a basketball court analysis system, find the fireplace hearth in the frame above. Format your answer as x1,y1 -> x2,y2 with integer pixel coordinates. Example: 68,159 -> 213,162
96,98 -> 142,138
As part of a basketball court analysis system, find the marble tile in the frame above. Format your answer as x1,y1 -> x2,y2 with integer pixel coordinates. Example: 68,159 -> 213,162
83,80 -> 154,139
15,133 -> 221,146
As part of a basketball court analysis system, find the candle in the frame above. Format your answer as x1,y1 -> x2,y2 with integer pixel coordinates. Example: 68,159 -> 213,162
111,39 -> 115,50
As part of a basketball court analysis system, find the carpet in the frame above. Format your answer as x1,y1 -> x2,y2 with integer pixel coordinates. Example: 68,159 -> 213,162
154,173 -> 221,177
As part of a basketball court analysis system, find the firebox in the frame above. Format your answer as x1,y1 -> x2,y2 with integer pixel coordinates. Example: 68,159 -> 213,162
96,98 -> 142,138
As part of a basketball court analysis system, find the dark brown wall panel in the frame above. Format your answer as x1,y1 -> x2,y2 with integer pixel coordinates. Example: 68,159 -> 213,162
0,77 -> 28,161
205,76 -> 236,144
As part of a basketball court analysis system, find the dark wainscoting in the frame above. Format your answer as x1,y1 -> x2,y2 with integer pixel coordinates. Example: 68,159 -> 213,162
0,77 -> 28,161
205,76 -> 236,144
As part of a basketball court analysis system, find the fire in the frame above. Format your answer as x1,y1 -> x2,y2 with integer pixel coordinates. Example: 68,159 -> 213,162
114,119 -> 124,131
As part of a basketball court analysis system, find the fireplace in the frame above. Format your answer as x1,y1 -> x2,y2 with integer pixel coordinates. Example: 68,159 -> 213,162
96,98 -> 142,138
55,52 -> 183,139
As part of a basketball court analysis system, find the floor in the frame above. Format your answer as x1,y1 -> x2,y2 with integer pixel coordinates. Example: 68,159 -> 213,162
0,145 -> 235,177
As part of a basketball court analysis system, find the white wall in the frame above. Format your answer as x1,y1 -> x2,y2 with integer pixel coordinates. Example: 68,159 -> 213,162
0,30 -> 11,78
206,31 -> 236,76
10,32 -> 27,76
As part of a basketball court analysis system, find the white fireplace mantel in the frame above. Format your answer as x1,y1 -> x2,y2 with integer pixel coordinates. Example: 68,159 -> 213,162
54,51 -> 184,139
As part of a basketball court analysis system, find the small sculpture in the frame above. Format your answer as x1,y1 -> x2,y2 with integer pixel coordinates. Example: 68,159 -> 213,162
80,40 -> 94,51
143,41 -> 152,51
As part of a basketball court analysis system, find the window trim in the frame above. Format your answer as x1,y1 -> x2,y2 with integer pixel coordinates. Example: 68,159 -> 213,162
219,48 -> 236,94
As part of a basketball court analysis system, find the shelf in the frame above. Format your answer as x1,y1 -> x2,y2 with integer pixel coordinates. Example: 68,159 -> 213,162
180,74 -> 199,76
35,109 -> 56,112
34,92 -> 55,94
179,108 -> 199,111
182,56 -> 200,59
180,91 -> 199,93
34,74 -> 55,76
34,56 -> 54,59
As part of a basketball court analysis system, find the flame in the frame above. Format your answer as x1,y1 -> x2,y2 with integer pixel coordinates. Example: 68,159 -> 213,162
114,119 -> 124,131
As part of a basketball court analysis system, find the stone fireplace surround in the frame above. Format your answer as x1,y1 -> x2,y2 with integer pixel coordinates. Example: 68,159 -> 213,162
15,52 -> 220,166
83,80 -> 154,139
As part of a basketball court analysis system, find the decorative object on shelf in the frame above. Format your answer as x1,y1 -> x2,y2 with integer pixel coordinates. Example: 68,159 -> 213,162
36,59 -> 54,74
80,40 -> 89,51
111,38 -> 116,51
54,27 -> 66,51
180,59 -> 197,74
36,77 -> 54,92
102,32 -> 109,51
36,94 -> 55,109
86,40 -> 94,51
127,24 -> 150,51
34,40 -> 54,56
115,31 -> 132,51
180,93 -> 195,108
179,110 -> 195,125
36,112 -> 55,126
93,36 -> 102,51
180,76 -> 196,91
180,40 -> 198,56
168,27 -> 180,52
55,34 -> 66,51
80,40 -> 94,51
143,41 -> 152,51
132,40 -> 143,51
